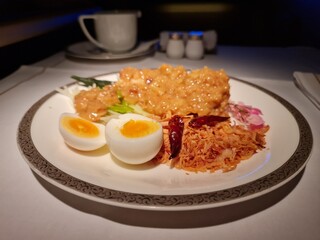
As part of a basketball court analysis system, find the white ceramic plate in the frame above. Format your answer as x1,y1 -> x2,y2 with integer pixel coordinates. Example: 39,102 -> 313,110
65,40 -> 158,60
17,73 -> 313,211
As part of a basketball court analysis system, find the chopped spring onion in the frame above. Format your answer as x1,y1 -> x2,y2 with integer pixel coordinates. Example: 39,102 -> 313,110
71,75 -> 113,89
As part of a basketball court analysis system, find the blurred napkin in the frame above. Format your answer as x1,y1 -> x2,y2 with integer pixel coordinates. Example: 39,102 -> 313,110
293,71 -> 320,110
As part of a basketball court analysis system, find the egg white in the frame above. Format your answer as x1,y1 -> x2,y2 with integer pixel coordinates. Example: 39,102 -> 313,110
59,113 -> 106,151
105,113 -> 163,164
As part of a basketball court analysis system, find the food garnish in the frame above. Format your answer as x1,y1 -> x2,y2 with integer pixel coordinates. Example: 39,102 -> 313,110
108,91 -> 134,114
71,75 -> 113,89
168,115 -> 184,159
188,115 -> 229,128
228,102 -> 265,130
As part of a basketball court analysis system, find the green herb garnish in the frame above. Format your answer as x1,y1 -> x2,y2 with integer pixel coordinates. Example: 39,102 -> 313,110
108,104 -> 134,114
108,90 -> 134,114
71,75 -> 113,89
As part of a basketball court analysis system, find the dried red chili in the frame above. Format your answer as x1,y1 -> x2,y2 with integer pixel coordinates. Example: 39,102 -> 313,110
168,115 -> 184,159
189,115 -> 229,128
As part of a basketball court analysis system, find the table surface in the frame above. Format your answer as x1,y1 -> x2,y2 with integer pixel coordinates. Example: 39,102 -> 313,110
1,44 -> 320,240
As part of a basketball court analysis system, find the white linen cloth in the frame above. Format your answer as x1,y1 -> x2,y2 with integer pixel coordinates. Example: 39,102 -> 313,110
0,47 -> 320,240
0,66 -> 44,95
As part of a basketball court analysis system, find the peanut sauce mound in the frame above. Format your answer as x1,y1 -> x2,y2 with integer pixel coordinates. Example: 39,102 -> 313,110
74,64 -> 230,122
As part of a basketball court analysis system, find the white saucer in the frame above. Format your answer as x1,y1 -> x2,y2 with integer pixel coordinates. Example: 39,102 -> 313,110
65,40 -> 158,60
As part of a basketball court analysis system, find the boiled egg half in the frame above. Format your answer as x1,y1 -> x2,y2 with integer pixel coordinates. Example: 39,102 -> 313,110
59,113 -> 106,151
105,113 -> 163,164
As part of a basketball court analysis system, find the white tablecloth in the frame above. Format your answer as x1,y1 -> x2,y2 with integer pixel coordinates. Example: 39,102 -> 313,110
1,45 -> 319,240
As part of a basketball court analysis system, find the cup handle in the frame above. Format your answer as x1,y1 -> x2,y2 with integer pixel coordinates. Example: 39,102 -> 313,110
78,15 -> 106,49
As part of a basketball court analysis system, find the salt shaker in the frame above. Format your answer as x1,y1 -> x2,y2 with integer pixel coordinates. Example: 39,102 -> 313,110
166,32 -> 185,59
185,31 -> 204,60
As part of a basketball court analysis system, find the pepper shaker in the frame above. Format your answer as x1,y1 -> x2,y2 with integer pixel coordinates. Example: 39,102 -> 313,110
166,32 -> 185,59
185,31 -> 204,60
203,30 -> 217,52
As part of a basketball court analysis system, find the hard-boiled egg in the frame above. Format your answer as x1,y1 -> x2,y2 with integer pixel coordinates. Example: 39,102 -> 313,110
105,113 -> 163,164
59,113 -> 106,151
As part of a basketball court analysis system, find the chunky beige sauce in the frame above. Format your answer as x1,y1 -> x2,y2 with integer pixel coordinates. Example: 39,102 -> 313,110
74,64 -> 230,121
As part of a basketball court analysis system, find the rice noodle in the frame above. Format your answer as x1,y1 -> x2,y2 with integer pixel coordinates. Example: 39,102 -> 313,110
153,116 -> 269,173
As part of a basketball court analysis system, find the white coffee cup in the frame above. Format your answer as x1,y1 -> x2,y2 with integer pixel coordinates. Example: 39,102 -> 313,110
79,11 -> 141,52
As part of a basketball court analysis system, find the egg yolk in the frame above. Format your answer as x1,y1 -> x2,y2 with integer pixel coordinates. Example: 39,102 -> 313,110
120,120 -> 160,138
62,116 -> 99,138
